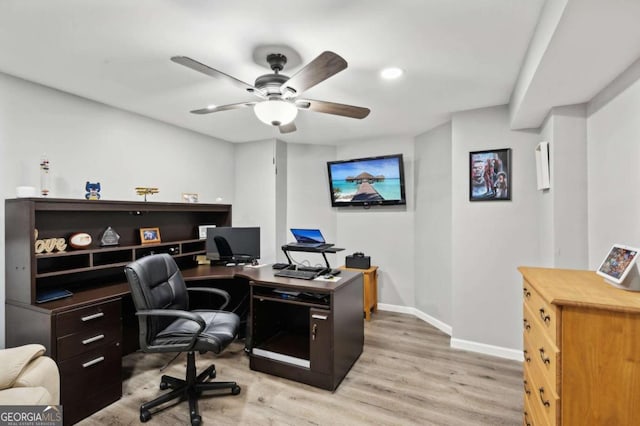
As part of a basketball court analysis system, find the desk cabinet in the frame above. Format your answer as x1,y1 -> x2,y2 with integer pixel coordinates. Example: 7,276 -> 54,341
519,267 -> 640,425
4,198 -> 232,424
249,272 -> 363,391
339,265 -> 378,320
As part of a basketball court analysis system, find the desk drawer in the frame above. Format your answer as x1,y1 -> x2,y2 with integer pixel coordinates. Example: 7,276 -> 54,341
56,299 -> 121,337
59,340 -> 121,401
59,341 -> 121,425
57,322 -> 121,361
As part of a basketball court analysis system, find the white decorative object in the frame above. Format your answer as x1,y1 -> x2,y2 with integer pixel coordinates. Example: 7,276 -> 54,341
16,186 -> 37,198
535,142 -> 550,190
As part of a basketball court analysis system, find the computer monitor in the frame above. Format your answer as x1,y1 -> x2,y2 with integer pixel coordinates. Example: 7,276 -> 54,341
206,227 -> 260,262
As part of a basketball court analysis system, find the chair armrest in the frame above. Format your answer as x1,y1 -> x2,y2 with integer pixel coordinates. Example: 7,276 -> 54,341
136,310 -> 205,351
136,309 -> 206,331
187,287 -> 231,310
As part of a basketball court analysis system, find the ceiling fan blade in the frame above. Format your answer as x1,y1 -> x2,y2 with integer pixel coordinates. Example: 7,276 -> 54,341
171,56 -> 264,96
281,51 -> 347,96
279,122 -> 297,134
297,99 -> 370,119
190,102 -> 256,115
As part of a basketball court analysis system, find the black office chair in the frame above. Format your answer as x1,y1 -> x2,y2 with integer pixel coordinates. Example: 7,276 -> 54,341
124,253 -> 241,426
214,236 -> 254,263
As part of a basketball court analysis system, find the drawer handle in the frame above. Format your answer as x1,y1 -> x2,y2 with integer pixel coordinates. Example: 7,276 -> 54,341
539,308 -> 551,324
523,318 -> 531,331
538,387 -> 551,407
523,349 -> 531,363
81,312 -> 105,322
82,356 -> 105,368
523,379 -> 531,395
523,287 -> 531,299
82,334 -> 105,345
311,314 -> 328,320
524,410 -> 531,426
539,348 -> 551,365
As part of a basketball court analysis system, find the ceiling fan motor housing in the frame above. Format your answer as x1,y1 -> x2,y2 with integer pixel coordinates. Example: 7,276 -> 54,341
254,73 -> 289,96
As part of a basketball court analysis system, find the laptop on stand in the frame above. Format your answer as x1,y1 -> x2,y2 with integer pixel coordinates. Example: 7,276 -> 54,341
288,228 -> 334,250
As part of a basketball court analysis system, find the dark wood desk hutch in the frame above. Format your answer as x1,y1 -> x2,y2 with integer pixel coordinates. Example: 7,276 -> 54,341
4,198 -> 231,425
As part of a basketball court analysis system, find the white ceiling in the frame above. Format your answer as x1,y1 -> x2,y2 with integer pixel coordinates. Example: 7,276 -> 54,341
0,1 -> 638,144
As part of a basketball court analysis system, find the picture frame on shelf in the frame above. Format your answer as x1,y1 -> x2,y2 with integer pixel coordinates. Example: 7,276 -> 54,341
182,193 -> 198,203
139,227 -> 161,244
469,148 -> 511,201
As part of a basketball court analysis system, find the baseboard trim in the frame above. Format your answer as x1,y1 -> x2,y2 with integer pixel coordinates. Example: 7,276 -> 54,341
377,303 -> 522,361
450,338 -> 524,361
377,303 -> 452,335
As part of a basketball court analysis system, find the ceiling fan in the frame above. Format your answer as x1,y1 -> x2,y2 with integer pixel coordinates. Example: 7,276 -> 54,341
171,51 -> 370,134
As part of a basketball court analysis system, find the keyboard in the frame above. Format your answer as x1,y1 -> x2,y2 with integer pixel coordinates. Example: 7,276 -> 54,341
274,269 -> 319,280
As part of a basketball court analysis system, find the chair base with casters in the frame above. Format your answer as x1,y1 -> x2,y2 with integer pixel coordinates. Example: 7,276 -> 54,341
140,352 -> 240,425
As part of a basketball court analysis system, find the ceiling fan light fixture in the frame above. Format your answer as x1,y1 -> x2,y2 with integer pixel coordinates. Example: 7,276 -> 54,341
380,67 -> 403,80
254,99 -> 298,126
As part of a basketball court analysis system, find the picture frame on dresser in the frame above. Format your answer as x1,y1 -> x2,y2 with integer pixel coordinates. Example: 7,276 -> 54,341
469,148 -> 511,201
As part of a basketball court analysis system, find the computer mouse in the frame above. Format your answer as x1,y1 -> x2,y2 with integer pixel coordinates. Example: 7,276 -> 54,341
324,274 -> 334,279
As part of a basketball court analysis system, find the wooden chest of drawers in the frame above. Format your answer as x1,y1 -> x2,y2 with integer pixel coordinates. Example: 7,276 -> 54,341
519,267 -> 640,425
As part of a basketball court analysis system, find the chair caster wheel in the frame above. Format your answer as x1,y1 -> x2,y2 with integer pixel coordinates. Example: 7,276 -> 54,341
231,385 -> 241,395
191,415 -> 202,426
140,409 -> 151,422
159,381 -> 169,390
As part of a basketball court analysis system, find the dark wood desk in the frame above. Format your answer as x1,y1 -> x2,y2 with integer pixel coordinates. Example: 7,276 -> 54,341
6,264 -> 363,422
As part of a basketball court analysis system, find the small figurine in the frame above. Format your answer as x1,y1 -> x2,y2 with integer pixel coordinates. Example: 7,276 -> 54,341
85,182 -> 101,200
135,187 -> 159,202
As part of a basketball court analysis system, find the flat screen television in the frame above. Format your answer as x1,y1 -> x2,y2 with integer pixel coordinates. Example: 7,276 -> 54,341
327,154 -> 406,207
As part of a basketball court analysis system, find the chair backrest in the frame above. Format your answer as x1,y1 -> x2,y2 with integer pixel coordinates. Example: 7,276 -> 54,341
213,236 -> 234,259
124,254 -> 189,346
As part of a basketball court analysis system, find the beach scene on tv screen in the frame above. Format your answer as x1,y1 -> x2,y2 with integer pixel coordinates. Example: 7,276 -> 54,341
331,157 -> 402,203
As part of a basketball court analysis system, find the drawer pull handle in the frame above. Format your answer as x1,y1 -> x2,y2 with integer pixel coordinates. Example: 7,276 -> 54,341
523,349 -> 531,363
82,334 -> 105,345
538,387 -> 551,407
539,308 -> 551,324
82,356 -> 105,368
311,314 -> 328,320
523,287 -> 531,299
81,312 -> 104,322
524,410 -> 531,426
523,379 -> 531,395
523,318 -> 531,331
539,348 -> 551,365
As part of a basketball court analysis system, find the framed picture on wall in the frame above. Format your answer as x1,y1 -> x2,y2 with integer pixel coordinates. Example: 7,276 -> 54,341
469,148 -> 511,201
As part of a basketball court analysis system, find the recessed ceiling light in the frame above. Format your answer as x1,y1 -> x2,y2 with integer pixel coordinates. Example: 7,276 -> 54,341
380,67 -> 403,80
207,104 -> 216,110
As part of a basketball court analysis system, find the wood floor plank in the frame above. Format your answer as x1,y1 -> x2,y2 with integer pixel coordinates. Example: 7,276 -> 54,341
77,312 -> 522,425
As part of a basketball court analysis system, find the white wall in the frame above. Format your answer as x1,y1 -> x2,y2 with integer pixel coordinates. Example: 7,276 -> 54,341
0,71 -> 236,348
285,143 -> 337,267
233,139 -> 278,263
538,115 -> 555,266
336,137 -> 415,307
451,105 -> 541,352
414,123 -> 452,326
587,66 -> 640,267
548,105 -> 588,268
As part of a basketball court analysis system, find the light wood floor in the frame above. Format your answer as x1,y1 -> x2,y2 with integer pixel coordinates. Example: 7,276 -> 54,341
78,311 -> 523,425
